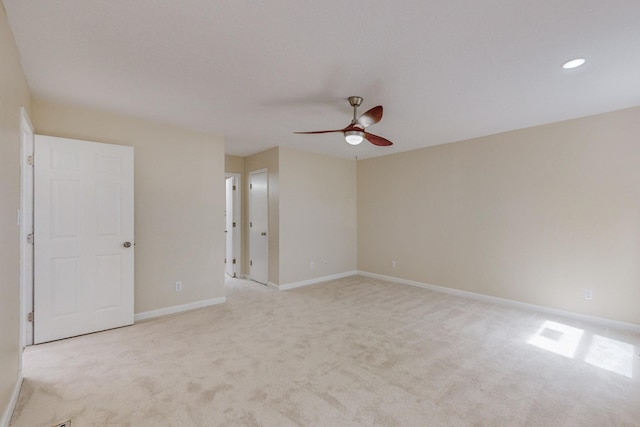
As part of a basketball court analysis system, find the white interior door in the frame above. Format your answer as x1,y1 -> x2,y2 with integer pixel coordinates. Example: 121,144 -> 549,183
225,176 -> 235,277
249,169 -> 268,285
34,135 -> 134,344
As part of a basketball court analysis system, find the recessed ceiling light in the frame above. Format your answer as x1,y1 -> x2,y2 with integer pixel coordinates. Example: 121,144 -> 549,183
563,58 -> 586,69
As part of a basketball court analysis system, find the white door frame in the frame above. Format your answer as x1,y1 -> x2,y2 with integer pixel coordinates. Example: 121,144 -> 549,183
19,107 -> 34,352
225,173 -> 241,278
249,168 -> 269,284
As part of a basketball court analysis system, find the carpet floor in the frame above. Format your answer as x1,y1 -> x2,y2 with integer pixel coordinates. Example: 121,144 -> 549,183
9,275 -> 640,426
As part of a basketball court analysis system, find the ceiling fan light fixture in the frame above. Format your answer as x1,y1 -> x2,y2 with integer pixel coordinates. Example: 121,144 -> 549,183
562,58 -> 586,69
345,130 -> 365,145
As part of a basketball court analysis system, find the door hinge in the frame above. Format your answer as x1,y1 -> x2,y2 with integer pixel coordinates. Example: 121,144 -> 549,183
27,233 -> 34,244
27,312 -> 33,322
224,258 -> 227,264
250,260 -> 253,266
232,185 -> 236,191
233,222 -> 236,227
250,183 -> 253,189
26,155 -> 34,166
232,258 -> 236,264
250,221 -> 252,228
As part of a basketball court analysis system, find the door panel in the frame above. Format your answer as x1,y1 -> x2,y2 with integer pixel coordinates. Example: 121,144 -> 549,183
34,135 -> 134,344
249,170 -> 268,285
96,254 -> 122,309
51,179 -> 81,237
97,182 -> 122,235
51,257 -> 80,316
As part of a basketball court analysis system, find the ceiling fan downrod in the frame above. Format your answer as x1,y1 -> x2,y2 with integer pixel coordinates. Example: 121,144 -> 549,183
348,96 -> 363,124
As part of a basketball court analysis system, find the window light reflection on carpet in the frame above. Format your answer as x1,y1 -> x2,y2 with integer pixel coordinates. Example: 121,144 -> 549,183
528,320 -> 584,359
527,320 -> 635,378
585,335 -> 634,378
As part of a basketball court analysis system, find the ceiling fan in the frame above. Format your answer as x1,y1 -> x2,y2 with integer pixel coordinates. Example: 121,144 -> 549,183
294,96 -> 393,146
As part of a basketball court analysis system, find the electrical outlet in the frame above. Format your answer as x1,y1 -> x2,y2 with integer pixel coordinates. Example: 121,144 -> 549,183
392,260 -> 397,269
310,261 -> 315,270
175,281 -> 183,291
584,289 -> 592,300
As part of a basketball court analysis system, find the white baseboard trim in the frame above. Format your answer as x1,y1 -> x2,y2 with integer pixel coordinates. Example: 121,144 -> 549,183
267,282 -> 279,290
358,271 -> 640,333
277,270 -> 359,291
1,375 -> 23,427
134,297 -> 226,322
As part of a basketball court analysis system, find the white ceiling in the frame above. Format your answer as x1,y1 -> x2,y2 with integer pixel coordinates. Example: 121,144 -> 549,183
4,0 -> 640,159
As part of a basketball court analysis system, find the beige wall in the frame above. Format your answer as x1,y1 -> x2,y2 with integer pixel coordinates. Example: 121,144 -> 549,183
358,107 -> 640,325
32,100 -> 226,314
244,147 -> 279,283
225,155 -> 244,175
0,4 -> 32,421
279,147 -> 357,284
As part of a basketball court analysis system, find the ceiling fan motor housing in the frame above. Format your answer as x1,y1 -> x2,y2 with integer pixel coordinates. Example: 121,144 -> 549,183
348,96 -> 363,107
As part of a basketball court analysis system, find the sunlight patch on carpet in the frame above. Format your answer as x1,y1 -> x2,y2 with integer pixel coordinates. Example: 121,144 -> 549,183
528,320 -> 636,378
528,320 -> 584,359
585,335 -> 634,378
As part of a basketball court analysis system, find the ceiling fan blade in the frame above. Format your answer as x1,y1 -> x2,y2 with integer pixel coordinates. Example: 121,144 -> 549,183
293,129 -> 345,134
357,106 -> 383,128
364,132 -> 393,146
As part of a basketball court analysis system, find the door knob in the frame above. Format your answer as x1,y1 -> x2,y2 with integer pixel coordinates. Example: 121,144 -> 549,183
123,241 -> 132,248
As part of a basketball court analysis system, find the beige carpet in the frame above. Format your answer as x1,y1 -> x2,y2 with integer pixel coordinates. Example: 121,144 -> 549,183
10,275 -> 640,426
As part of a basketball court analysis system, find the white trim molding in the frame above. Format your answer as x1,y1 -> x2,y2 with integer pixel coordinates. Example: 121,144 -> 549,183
1,376 -> 23,427
134,297 -> 226,322
276,270 -> 358,291
358,271 -> 640,333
